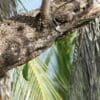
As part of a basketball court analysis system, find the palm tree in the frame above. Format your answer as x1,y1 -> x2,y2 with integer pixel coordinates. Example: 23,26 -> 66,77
69,18 -> 100,100
0,0 -> 100,100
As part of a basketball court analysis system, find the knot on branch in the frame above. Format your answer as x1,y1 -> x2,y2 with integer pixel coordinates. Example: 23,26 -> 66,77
51,0 -> 100,33
34,12 -> 53,31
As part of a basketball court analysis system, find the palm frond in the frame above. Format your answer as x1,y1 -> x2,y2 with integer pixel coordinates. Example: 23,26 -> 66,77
12,60 -> 62,100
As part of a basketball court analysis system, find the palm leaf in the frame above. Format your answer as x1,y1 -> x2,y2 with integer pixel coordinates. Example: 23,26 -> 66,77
12,59 -> 62,100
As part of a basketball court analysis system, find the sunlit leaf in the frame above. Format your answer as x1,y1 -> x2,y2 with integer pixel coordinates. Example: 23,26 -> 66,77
12,59 -> 62,100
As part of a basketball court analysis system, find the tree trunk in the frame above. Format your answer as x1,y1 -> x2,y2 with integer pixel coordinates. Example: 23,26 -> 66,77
69,17 -> 100,100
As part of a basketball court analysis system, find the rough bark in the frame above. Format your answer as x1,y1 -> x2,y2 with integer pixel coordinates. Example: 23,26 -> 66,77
0,0 -> 99,100
68,17 -> 100,100
0,0 -> 99,78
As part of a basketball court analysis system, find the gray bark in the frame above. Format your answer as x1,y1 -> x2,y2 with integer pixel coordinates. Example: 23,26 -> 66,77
0,1 -> 99,78
0,0 -> 100,100
0,1 -> 100,99
69,17 -> 100,100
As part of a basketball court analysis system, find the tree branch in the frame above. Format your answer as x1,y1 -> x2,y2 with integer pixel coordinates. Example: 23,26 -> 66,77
40,0 -> 51,19
0,0 -> 100,78
53,1 -> 100,33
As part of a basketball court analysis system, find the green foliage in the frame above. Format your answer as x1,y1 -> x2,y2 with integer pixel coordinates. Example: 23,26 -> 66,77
13,32 -> 77,100
22,63 -> 29,81
13,60 -> 62,100
40,32 -> 77,99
